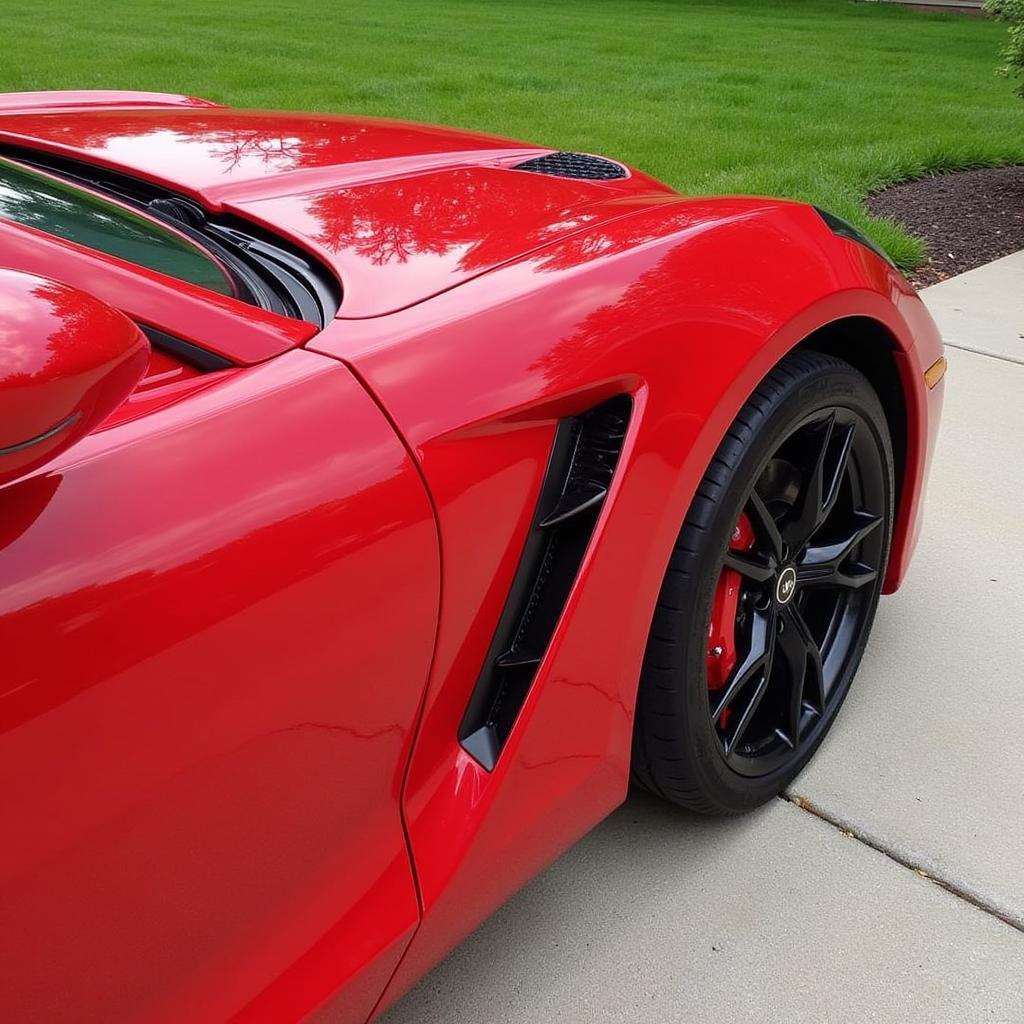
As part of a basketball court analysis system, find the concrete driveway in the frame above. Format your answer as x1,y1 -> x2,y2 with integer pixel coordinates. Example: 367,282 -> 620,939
382,254 -> 1024,1024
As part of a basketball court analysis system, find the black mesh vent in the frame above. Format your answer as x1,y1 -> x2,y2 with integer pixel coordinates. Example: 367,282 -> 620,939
512,151 -> 628,181
459,396 -> 633,770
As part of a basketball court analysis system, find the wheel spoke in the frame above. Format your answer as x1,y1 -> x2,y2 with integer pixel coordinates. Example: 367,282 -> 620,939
726,673 -> 770,754
781,604 -> 825,723
747,488 -> 784,561
831,563 -> 878,590
821,419 -> 855,524
784,413 -> 856,551
797,510 -> 883,589
776,613 -> 808,744
716,608 -> 779,756
723,551 -> 775,583
783,413 -> 834,548
710,608 -> 771,723
797,562 -> 878,589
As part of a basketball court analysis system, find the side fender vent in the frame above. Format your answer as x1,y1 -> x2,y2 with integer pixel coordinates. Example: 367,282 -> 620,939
459,395 -> 633,770
512,151 -> 628,181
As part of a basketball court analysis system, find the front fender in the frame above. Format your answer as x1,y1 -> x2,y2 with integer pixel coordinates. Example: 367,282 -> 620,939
308,195 -> 942,1015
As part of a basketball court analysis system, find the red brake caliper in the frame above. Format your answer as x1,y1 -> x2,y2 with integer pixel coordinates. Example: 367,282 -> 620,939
707,512 -> 757,729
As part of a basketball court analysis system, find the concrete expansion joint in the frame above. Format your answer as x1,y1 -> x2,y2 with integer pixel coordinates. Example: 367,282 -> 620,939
942,342 -> 1024,368
781,793 -> 1024,936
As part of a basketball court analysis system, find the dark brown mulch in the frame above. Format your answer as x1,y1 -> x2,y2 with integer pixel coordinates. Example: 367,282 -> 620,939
867,165 -> 1024,287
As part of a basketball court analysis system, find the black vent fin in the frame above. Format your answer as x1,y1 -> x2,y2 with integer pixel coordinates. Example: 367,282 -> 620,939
537,481 -> 607,529
458,395 -> 633,771
494,649 -> 544,670
512,151 -> 628,181
461,728 -> 501,772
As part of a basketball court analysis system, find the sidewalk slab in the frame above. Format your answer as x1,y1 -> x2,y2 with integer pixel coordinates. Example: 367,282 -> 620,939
381,794 -> 1024,1024
921,251 -> 1024,363
789,345 -> 1024,925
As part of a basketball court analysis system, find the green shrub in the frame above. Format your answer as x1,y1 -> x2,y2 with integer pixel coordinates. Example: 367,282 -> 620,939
985,0 -> 1024,97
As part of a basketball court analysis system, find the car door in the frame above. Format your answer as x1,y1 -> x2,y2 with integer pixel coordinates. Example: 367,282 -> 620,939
0,347 -> 439,1023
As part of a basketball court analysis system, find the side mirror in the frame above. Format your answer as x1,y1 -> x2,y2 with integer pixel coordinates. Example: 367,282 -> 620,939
0,269 -> 150,486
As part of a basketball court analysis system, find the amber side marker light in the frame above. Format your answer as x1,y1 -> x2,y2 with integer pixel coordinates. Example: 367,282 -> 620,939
924,356 -> 947,390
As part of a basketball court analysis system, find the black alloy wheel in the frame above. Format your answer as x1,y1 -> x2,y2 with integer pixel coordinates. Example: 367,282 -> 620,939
632,350 -> 894,814
711,406 -> 887,776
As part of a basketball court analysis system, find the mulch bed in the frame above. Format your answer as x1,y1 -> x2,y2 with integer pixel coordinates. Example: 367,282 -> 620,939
867,165 -> 1024,287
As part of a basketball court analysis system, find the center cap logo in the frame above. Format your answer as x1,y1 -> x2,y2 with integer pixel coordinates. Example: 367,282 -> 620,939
775,566 -> 797,606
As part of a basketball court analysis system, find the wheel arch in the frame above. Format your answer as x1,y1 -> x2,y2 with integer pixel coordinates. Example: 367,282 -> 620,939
676,277 -> 935,600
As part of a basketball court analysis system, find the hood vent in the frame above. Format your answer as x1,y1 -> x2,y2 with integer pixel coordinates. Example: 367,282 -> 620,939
512,151 -> 628,181
459,395 -> 633,771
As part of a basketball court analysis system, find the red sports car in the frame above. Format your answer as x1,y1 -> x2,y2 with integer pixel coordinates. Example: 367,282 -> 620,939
0,91 -> 945,1022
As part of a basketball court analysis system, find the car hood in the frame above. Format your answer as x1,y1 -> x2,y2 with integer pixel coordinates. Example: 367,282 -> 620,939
0,106 -> 676,317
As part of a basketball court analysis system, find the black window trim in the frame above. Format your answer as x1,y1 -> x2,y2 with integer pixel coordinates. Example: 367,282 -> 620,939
0,144 -> 341,329
138,324 -> 234,373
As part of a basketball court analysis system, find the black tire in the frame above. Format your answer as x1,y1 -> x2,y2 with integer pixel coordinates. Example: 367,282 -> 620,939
632,350 -> 894,815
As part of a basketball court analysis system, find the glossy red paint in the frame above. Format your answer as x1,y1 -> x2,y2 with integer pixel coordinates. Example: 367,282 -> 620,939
0,107 -> 542,201
233,171 -> 670,318
0,350 -> 440,1023
98,346 -> 227,431
0,95 -> 943,1023
0,268 -> 150,482
0,90 -> 222,114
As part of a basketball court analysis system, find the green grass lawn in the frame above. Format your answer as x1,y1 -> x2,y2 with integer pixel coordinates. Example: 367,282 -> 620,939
2,0 -> 1022,269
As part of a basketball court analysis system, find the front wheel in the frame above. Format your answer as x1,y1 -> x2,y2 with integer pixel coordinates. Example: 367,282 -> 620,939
632,350 -> 894,814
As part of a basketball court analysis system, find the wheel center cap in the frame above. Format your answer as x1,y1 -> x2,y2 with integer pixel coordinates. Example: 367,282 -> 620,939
775,565 -> 797,606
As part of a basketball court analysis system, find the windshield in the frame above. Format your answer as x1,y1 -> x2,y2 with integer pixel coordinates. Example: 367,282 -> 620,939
0,156 -> 235,297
